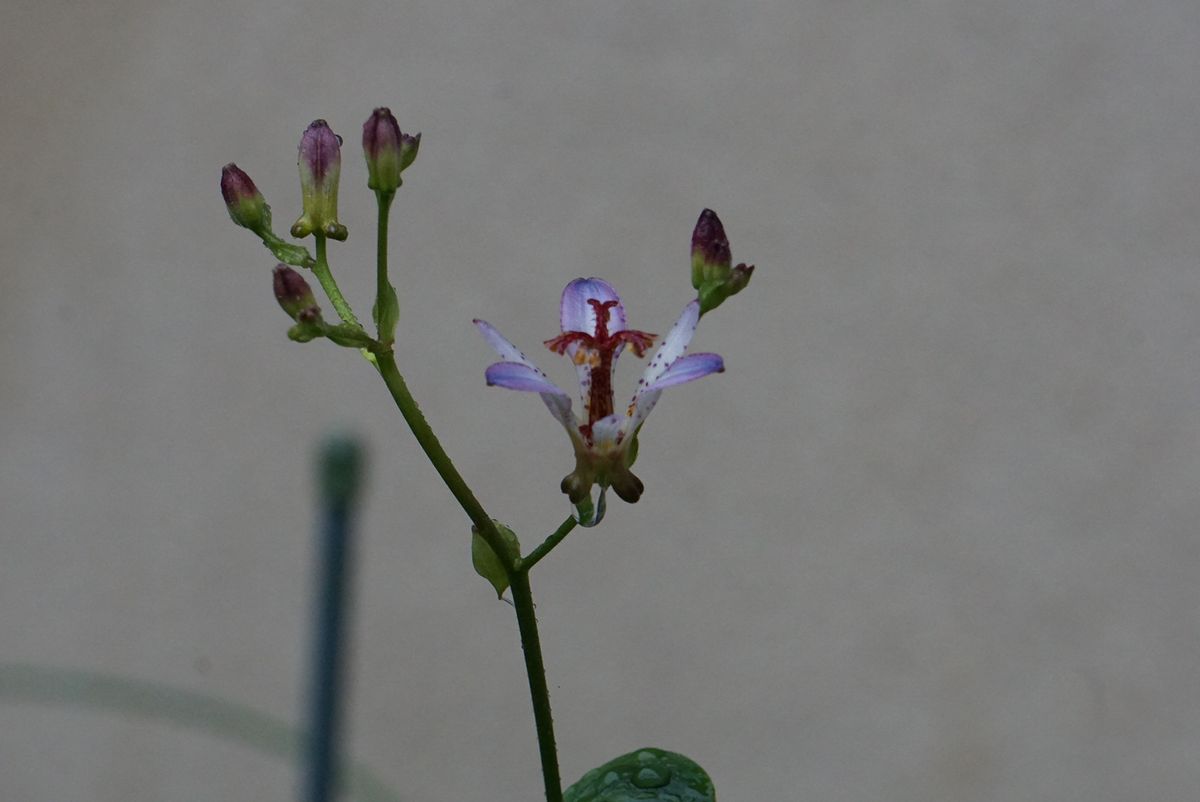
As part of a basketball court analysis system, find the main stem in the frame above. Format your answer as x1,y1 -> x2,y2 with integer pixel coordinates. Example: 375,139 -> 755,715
509,569 -> 563,802
373,352 -> 564,801
373,353 -> 496,545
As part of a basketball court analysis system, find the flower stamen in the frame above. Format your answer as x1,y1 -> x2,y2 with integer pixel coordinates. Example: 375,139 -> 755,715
544,298 -> 656,438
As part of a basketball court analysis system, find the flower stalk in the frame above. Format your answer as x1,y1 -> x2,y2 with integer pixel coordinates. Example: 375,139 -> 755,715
310,235 -> 362,330
374,349 -> 566,802
373,191 -> 400,346
509,570 -> 564,802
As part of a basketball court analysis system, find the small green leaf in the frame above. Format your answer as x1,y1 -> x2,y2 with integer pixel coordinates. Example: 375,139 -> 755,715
471,522 -> 520,598
372,282 -> 400,345
565,747 -> 715,802
262,234 -> 315,268
323,325 -> 375,349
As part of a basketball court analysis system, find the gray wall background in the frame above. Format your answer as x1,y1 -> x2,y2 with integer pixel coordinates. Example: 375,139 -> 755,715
3,1 -> 1199,799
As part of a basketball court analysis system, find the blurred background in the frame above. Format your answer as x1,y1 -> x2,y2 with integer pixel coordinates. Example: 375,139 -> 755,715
4,0 -> 1200,799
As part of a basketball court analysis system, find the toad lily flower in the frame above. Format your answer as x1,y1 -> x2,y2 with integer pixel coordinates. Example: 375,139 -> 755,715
475,278 -> 724,505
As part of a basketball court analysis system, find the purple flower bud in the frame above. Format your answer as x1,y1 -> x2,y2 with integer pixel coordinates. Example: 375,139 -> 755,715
690,208 -> 732,290
362,108 -> 421,193
690,209 -> 754,315
291,120 -> 348,241
273,264 -> 323,322
221,163 -> 271,234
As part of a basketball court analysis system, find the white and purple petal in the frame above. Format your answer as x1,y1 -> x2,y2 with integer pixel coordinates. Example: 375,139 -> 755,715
625,388 -> 663,438
476,322 -> 580,436
474,319 -> 545,370
559,278 -> 627,335
485,362 -> 566,395
638,299 -> 701,389
589,413 -> 626,451
644,352 -> 724,391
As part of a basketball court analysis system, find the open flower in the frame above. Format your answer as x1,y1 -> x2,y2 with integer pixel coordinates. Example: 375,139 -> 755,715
475,278 -> 724,504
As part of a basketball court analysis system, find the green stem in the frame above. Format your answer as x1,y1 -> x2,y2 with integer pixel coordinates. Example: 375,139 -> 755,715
520,517 -> 578,572
374,192 -> 398,345
376,193 -> 392,280
373,351 -> 564,801
509,571 -> 564,802
373,352 -> 507,562
311,235 -> 361,329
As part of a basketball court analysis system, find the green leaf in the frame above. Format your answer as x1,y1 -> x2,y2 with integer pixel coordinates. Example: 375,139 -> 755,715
261,234 -> 314,268
565,748 -> 715,802
324,325 -> 376,349
372,282 -> 400,345
470,522 -> 520,598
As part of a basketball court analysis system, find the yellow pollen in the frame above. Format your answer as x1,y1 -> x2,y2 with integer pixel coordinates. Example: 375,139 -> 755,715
572,349 -> 600,367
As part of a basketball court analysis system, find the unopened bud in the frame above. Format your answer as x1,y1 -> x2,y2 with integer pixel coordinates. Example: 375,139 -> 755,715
362,108 -> 420,192
273,264 -> 322,323
291,120 -> 348,241
690,209 -> 754,315
221,163 -> 271,234
691,209 -> 732,289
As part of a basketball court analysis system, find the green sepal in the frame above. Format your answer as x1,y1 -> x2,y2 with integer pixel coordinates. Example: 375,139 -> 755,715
696,263 -> 754,317
625,431 -> 640,468
373,282 -> 400,346
565,748 -> 715,802
471,521 -> 520,598
287,322 -> 323,343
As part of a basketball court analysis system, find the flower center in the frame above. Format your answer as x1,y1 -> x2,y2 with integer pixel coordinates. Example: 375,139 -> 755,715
544,298 -> 656,438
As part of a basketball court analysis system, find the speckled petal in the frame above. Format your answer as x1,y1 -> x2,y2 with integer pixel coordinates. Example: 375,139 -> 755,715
559,278 -> 627,335
476,321 -> 579,435
639,299 -> 701,389
589,413 -> 626,451
644,352 -> 724,391
475,319 -> 544,370
625,387 -> 663,437
619,299 -> 708,436
485,362 -> 566,395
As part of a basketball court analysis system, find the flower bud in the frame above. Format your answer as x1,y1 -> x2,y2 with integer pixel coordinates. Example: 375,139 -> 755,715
221,163 -> 271,235
691,208 -> 732,289
362,108 -> 421,192
690,209 -> 754,315
291,120 -> 348,241
273,264 -> 322,323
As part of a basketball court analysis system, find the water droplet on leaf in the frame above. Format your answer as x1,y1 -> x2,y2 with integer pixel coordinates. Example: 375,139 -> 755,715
632,766 -> 671,788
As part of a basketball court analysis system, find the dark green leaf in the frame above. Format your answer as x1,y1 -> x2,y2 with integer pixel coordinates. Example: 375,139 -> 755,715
565,747 -> 715,802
